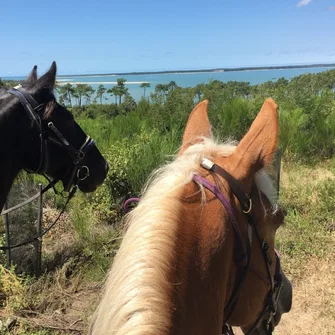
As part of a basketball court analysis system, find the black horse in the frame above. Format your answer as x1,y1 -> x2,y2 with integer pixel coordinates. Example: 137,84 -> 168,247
0,62 -> 108,210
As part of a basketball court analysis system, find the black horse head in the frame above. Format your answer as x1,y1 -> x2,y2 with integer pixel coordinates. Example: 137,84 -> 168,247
0,62 -> 108,207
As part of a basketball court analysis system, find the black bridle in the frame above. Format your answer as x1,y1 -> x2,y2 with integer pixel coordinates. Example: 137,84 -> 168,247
0,86 -> 96,252
7,86 -> 95,192
193,158 -> 284,335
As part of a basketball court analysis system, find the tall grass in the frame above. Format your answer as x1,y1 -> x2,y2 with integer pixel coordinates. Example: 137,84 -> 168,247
277,160 -> 335,278
78,113 -> 146,154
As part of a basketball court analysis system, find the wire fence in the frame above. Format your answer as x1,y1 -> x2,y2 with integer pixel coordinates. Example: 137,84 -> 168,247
0,182 -> 43,277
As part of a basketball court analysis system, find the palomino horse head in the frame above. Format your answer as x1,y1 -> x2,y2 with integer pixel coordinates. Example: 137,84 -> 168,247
0,62 -> 108,199
90,99 -> 292,335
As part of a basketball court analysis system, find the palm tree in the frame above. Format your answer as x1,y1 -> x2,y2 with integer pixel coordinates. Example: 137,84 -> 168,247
155,83 -> 169,102
73,84 -> 94,107
140,82 -> 150,98
168,81 -> 177,91
57,83 -> 74,107
116,78 -> 128,104
107,86 -> 119,104
96,84 -> 107,104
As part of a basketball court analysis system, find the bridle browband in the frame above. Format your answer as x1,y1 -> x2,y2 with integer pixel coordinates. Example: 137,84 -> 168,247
193,158 -> 284,335
7,86 -> 95,192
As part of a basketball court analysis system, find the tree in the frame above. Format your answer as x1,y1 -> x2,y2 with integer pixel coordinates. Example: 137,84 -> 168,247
57,83 -> 74,107
96,84 -> 107,104
194,84 -> 205,102
167,81 -> 177,91
140,82 -> 151,98
116,78 -> 128,104
120,94 -> 137,114
107,79 -> 129,105
155,84 -> 169,101
73,84 -> 95,107
107,86 -> 119,104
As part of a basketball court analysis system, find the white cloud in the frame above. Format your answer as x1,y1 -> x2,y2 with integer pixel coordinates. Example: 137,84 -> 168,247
329,5 -> 335,11
296,0 -> 312,8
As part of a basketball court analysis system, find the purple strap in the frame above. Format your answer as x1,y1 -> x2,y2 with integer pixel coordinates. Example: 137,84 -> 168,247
193,174 -> 248,266
123,197 -> 140,213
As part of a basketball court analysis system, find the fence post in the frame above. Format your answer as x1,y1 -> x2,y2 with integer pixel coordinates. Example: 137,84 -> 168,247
4,200 -> 11,268
35,183 -> 43,278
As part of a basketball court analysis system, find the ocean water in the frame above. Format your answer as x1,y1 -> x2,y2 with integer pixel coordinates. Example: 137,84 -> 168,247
4,66 -> 335,102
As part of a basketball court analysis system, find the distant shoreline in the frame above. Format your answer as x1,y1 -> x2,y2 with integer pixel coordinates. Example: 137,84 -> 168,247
57,63 -> 335,78
57,81 -> 149,85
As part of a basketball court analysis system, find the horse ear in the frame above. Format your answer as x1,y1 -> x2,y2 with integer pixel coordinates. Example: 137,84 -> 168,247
36,61 -> 57,90
233,98 -> 279,173
178,100 -> 212,155
24,65 -> 38,85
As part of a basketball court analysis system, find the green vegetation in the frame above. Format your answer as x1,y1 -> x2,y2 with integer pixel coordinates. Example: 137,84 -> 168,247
95,84 -> 106,104
0,79 -> 23,89
139,82 -> 150,98
1,69 -> 335,333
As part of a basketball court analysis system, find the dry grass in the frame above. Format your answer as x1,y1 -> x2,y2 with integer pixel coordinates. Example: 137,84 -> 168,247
261,161 -> 335,334
272,161 -> 335,334
275,255 -> 335,335
0,260 -> 103,334
232,253 -> 335,335
1,161 -> 335,334
5,254 -> 334,335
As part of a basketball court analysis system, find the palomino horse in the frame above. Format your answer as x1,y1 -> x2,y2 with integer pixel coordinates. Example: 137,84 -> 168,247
0,62 -> 108,210
90,99 -> 292,335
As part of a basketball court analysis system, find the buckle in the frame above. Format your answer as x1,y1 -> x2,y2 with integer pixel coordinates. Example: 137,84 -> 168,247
77,166 -> 90,181
74,150 -> 85,165
242,198 -> 252,214
34,104 -> 45,113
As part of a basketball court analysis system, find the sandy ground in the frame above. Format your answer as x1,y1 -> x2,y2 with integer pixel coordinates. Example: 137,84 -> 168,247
0,255 -> 333,334
275,256 -> 335,335
76,255 -> 335,335
233,256 -> 335,335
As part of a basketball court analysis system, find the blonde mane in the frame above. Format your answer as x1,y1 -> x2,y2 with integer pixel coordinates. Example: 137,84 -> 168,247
89,138 -> 277,335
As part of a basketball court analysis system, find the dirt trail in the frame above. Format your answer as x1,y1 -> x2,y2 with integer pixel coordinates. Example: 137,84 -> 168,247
233,256 -> 335,335
62,256 -> 334,335
275,256 -> 335,335
2,256 -> 334,334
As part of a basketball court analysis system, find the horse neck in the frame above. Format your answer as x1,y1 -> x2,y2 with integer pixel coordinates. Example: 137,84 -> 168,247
91,168 -> 237,335
0,152 -> 21,211
170,183 -> 236,335
0,110 -> 22,210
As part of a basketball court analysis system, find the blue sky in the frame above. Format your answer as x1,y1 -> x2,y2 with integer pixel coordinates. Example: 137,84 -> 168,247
1,0 -> 335,76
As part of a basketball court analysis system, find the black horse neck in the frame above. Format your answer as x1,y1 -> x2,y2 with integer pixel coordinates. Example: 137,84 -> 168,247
0,103 -> 28,210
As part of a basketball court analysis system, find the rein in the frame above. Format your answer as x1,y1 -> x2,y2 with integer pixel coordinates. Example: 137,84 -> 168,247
194,158 -> 283,335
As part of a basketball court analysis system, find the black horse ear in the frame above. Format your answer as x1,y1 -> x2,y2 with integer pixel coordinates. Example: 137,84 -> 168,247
36,61 -> 57,90
24,65 -> 38,85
